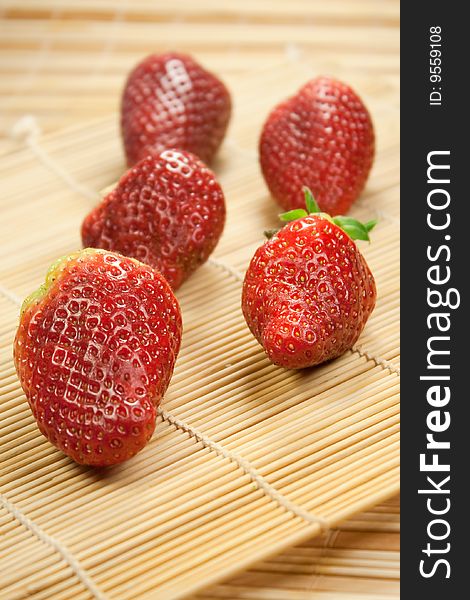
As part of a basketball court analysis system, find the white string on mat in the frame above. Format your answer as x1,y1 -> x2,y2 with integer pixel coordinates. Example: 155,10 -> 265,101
9,116 -> 99,202
158,406 -> 329,531
354,345 -> 400,376
0,493 -> 107,600
207,257 -> 245,282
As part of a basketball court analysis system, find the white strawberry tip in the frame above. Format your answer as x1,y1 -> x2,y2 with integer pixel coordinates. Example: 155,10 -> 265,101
276,186 -> 377,242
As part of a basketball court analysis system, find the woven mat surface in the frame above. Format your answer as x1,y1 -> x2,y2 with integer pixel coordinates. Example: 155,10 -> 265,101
0,2 -> 399,599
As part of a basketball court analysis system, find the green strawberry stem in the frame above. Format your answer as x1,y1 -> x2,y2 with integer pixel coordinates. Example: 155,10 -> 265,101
20,248 -> 101,316
277,187 -> 377,242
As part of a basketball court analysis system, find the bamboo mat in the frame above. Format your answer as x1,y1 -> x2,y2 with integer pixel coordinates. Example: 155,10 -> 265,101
0,2 -> 399,599
193,495 -> 400,600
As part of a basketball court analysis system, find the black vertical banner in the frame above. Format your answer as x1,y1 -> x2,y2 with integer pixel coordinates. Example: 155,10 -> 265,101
401,2 -> 467,598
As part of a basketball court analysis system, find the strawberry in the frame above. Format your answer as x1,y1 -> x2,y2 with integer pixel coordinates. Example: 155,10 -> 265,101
13,249 -> 182,466
259,77 -> 375,216
81,149 -> 226,290
121,52 -> 231,166
242,188 -> 376,369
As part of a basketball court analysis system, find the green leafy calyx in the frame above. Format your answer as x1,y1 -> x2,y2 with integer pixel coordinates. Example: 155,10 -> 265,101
277,187 -> 377,242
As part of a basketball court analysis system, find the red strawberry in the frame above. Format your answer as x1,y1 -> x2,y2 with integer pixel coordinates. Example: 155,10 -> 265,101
82,150 -> 226,290
121,52 -> 231,166
14,249 -> 182,466
259,77 -> 375,216
242,189 -> 376,369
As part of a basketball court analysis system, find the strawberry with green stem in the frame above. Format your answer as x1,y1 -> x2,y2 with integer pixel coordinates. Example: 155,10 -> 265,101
242,188 -> 377,369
